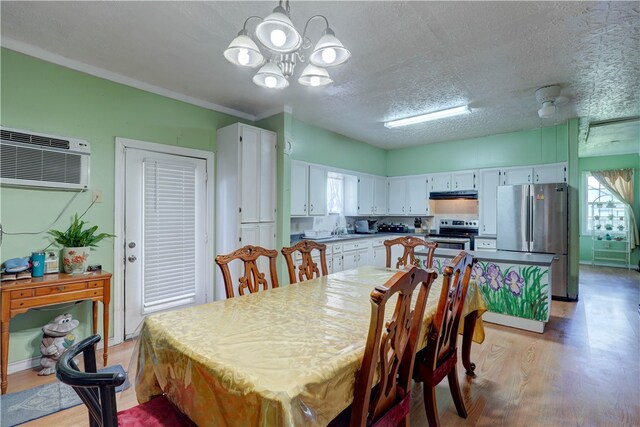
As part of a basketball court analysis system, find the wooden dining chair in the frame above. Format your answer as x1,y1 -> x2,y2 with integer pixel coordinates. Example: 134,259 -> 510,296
384,236 -> 437,269
330,265 -> 437,427
281,240 -> 329,284
215,245 -> 279,299
412,251 -> 476,427
56,334 -> 194,427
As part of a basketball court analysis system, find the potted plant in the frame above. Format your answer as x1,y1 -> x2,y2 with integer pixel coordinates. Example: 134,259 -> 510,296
48,214 -> 114,274
618,225 -> 625,231
604,224 -> 613,231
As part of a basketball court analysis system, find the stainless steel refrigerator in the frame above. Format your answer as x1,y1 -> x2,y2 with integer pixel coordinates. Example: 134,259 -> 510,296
496,183 -> 569,299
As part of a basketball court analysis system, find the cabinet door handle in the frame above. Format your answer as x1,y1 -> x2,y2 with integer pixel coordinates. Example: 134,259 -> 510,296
528,174 -> 531,182
310,204 -> 313,212
536,174 -> 539,182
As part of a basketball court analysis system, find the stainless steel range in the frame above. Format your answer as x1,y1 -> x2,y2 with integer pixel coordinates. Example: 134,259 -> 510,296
427,219 -> 479,250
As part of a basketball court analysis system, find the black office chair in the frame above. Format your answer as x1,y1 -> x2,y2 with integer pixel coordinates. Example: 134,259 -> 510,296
56,334 -> 193,427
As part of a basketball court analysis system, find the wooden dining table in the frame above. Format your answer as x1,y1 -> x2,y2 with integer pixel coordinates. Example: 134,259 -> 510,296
135,266 -> 486,427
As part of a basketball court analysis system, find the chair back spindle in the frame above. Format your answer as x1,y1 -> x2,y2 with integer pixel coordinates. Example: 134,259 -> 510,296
281,240 -> 328,284
215,245 -> 279,299
350,266 -> 437,427
384,236 -> 437,269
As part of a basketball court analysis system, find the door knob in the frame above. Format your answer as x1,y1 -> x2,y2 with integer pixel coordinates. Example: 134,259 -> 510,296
128,255 -> 137,263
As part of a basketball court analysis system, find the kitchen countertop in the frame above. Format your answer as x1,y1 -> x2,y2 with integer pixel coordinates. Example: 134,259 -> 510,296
415,248 -> 555,266
290,231 -> 429,244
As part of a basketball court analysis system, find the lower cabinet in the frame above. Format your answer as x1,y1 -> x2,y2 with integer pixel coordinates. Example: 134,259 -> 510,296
241,223 -> 276,274
371,246 -> 386,268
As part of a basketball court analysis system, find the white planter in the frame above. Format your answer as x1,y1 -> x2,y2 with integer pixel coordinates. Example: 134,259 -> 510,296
62,247 -> 90,274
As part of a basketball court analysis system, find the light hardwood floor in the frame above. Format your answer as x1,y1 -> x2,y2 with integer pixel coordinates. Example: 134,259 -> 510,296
8,265 -> 639,426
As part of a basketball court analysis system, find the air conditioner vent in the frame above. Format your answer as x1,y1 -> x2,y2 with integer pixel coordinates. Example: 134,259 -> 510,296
0,127 -> 90,190
0,129 -> 70,150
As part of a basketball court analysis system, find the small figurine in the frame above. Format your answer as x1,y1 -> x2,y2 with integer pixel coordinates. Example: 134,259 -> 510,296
38,313 -> 79,375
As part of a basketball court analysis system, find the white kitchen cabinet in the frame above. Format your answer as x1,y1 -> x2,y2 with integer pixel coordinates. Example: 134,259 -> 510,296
240,223 -> 275,276
342,249 -> 368,270
217,123 -> 278,294
430,173 -> 451,192
259,131 -> 277,222
308,164 -> 328,215
501,163 -> 567,185
453,170 -> 477,191
290,160 -> 309,216
357,175 -> 375,215
358,174 -> 386,215
387,177 -> 407,215
534,164 -> 566,183
406,175 -> 428,215
479,169 -> 501,235
332,255 -> 343,272
374,176 -> 387,215
372,245 -> 386,267
501,167 -> 532,185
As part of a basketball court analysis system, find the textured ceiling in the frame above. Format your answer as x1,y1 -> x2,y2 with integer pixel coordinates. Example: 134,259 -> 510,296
1,1 -> 639,150
582,118 -> 640,158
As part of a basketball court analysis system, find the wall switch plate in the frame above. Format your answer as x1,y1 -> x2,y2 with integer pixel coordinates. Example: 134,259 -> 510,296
92,191 -> 103,203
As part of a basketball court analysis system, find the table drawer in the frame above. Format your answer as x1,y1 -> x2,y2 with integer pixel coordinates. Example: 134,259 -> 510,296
10,289 -> 34,299
35,282 -> 86,296
11,288 -> 103,310
88,280 -> 104,289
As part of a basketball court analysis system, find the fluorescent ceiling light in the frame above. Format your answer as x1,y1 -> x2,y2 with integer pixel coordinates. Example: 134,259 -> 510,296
384,105 -> 471,128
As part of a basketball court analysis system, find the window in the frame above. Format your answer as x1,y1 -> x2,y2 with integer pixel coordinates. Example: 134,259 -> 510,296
327,172 -> 344,215
583,172 -> 626,234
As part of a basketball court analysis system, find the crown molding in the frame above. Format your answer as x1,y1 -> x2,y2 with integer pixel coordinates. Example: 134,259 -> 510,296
1,37 -> 256,121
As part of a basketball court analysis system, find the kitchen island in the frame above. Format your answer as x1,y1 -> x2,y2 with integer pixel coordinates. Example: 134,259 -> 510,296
415,248 -> 555,333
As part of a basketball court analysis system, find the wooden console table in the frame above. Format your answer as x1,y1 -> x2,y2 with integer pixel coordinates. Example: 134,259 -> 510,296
1,271 -> 111,394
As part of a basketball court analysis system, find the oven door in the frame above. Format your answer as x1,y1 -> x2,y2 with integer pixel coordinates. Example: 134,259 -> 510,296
428,237 -> 471,251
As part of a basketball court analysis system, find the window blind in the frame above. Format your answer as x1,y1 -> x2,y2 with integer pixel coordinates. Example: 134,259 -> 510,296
143,160 -> 197,311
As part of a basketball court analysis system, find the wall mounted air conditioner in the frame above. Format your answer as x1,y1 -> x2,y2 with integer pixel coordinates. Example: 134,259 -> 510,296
0,127 -> 90,190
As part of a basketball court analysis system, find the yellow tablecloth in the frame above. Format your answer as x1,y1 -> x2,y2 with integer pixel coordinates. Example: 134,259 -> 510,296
135,267 -> 486,427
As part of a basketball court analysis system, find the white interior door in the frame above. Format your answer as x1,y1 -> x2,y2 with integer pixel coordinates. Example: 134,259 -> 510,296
124,148 -> 207,337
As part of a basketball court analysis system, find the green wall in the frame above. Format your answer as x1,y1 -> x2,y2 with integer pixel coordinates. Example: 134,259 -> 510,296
0,48 -> 243,364
290,118 -> 387,175
578,154 -> 640,267
387,124 -> 568,176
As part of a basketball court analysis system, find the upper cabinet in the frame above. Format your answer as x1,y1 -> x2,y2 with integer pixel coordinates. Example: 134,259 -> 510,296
406,175 -> 429,215
222,124 -> 276,224
501,163 -> 567,185
452,170 -> 477,190
430,173 -> 451,192
290,161 -> 328,216
308,165 -> 328,216
291,160 -> 309,216
533,164 -> 567,184
387,177 -> 407,215
358,174 -> 387,215
479,169 -> 501,236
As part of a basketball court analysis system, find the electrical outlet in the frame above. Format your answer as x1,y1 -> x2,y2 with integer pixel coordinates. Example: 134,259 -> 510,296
92,191 -> 103,203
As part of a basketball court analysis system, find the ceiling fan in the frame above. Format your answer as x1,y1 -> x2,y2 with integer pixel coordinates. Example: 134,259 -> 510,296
535,85 -> 570,119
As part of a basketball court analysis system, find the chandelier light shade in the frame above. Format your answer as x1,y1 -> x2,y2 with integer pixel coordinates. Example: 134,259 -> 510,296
223,31 -> 264,67
309,28 -> 351,67
255,6 -> 302,53
298,64 -> 333,87
223,1 -> 350,89
253,61 -> 290,89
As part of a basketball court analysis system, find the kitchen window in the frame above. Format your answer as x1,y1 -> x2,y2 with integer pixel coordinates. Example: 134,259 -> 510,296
583,172 -> 626,234
327,172 -> 344,215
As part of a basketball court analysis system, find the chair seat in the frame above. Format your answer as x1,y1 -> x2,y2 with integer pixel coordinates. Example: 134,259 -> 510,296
117,395 -> 195,427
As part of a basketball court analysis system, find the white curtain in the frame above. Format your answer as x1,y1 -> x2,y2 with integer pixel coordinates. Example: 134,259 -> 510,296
592,168 -> 638,248
327,176 -> 343,214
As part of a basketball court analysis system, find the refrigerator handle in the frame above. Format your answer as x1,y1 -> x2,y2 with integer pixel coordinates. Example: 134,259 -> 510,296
529,192 -> 534,251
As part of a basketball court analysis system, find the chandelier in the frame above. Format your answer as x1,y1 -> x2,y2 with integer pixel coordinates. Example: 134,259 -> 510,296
223,1 -> 351,89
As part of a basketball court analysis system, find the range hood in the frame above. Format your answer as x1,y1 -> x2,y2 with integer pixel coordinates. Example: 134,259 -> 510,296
429,190 -> 478,200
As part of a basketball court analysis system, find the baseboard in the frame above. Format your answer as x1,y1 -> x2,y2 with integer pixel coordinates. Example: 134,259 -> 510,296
8,336 -> 117,375
482,312 -> 546,333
